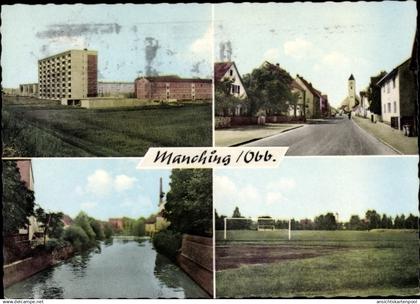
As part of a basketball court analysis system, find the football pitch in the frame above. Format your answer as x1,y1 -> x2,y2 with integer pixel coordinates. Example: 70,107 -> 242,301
215,230 -> 419,298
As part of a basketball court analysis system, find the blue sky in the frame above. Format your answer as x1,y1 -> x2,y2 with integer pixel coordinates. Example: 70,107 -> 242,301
214,157 -> 419,221
1,4 -> 212,87
215,2 -> 417,107
32,159 -> 171,221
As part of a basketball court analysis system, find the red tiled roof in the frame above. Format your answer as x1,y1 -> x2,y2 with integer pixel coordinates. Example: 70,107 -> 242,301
297,75 -> 322,98
214,62 -> 234,82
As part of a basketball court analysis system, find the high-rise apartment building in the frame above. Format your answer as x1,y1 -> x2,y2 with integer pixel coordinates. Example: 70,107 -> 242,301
38,49 -> 98,102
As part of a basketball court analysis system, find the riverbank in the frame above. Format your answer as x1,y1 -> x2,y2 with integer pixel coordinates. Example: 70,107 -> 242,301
3,245 -> 74,288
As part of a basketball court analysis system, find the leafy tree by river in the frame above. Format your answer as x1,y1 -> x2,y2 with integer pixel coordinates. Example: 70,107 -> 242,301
2,161 -> 35,235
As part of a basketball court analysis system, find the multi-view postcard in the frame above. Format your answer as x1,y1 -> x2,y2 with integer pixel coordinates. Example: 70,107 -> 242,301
1,1 -> 419,301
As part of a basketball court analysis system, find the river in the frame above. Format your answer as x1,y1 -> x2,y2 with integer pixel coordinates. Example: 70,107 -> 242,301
4,238 -> 210,299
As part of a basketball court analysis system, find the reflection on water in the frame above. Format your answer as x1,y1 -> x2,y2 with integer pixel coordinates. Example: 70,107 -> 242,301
4,238 -> 209,299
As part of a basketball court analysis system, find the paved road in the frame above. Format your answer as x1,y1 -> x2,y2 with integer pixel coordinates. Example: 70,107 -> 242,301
244,117 -> 398,155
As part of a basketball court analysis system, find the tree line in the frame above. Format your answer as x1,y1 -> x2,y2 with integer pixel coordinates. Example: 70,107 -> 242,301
216,207 -> 418,231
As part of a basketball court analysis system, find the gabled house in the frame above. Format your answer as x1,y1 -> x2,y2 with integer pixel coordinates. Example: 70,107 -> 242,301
288,80 -> 306,118
295,75 -> 322,119
214,61 -> 248,116
377,58 -> 416,132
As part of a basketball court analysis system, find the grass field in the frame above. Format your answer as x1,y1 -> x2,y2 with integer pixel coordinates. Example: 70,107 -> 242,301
216,230 -> 419,298
2,96 -> 212,157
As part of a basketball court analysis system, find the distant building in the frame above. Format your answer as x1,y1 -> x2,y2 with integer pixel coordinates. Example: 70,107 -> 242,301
134,76 -> 211,101
356,90 -> 372,119
295,74 -> 322,118
108,218 -> 124,231
339,74 -> 360,113
19,83 -> 38,98
16,160 -> 43,241
98,81 -> 134,97
377,58 -> 417,131
38,49 -> 98,104
320,94 -> 330,118
61,214 -> 73,228
2,87 -> 20,96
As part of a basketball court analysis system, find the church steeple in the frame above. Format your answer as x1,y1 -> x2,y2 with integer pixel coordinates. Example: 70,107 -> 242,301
348,74 -> 356,108
348,74 -> 355,80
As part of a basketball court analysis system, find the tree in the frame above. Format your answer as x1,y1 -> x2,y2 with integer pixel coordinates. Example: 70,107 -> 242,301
89,218 -> 105,240
163,169 -> 212,236
103,223 -> 113,239
380,214 -> 393,229
2,161 -> 36,235
35,207 -> 64,245
347,215 -> 364,230
232,206 -> 242,218
314,213 -> 337,230
133,217 -> 146,236
215,78 -> 245,116
242,62 -> 295,116
404,214 -> 418,229
365,210 -> 381,230
367,71 -> 387,115
74,211 -> 96,241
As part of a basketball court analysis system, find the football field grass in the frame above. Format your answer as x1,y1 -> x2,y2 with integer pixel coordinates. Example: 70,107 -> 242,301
216,230 -> 419,298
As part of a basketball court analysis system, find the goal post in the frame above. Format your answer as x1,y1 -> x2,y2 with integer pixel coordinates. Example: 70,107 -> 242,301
223,217 -> 292,240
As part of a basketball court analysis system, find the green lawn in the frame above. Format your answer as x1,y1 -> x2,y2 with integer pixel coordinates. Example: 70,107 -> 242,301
2,96 -> 212,157
216,230 -> 419,298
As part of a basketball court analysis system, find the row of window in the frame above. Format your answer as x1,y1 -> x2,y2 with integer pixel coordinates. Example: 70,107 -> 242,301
39,54 -> 71,64
40,94 -> 72,98
383,101 -> 397,114
40,88 -> 71,93
40,78 -> 72,84
382,78 -> 396,94
39,66 -> 72,73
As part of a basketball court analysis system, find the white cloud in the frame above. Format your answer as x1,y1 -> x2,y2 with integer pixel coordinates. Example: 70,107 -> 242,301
266,192 -> 285,206
263,48 -> 281,62
86,169 -> 113,196
114,175 -> 137,192
80,201 -> 97,210
322,51 -> 350,68
190,26 -> 213,56
267,178 -> 296,191
284,38 -> 313,59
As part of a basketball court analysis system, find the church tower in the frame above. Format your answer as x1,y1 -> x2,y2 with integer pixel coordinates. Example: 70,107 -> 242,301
348,74 -> 356,108
159,177 -> 164,206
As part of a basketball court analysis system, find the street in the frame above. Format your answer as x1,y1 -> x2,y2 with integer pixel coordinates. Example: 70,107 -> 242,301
244,117 -> 398,155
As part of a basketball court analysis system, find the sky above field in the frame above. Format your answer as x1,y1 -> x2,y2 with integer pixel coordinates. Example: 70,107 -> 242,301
32,159 -> 171,221
214,157 -> 419,222
215,2 -> 417,107
1,4 -> 212,87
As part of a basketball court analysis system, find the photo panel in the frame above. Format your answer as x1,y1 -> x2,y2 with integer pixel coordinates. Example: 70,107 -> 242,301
2,159 -> 213,298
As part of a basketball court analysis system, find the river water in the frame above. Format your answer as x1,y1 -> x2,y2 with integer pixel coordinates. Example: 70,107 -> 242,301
4,238 -> 209,299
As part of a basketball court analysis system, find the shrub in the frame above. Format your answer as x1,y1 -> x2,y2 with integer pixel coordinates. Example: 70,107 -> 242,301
152,230 -> 182,261
63,226 -> 90,250
45,238 -> 68,252
103,223 -> 113,239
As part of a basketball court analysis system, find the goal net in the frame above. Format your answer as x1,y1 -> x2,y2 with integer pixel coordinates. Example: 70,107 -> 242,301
223,217 -> 292,240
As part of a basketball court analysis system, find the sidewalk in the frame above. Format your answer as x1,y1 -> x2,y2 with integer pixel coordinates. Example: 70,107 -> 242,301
215,123 -> 303,147
353,116 -> 418,154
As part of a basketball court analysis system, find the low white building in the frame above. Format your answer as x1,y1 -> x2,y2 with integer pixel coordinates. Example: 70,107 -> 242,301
377,58 -> 416,130
98,81 -> 134,98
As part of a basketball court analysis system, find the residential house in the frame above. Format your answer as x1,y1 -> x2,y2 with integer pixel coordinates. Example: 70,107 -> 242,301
134,76 -> 211,101
61,214 -> 74,228
377,58 -> 416,131
288,80 -> 306,118
295,74 -> 322,118
108,218 -> 124,231
214,61 -> 248,116
16,160 -> 43,241
320,94 -> 330,118
356,90 -> 372,119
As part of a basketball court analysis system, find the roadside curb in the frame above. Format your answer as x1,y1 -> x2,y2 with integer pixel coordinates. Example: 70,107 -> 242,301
229,124 -> 304,147
352,118 -> 403,155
